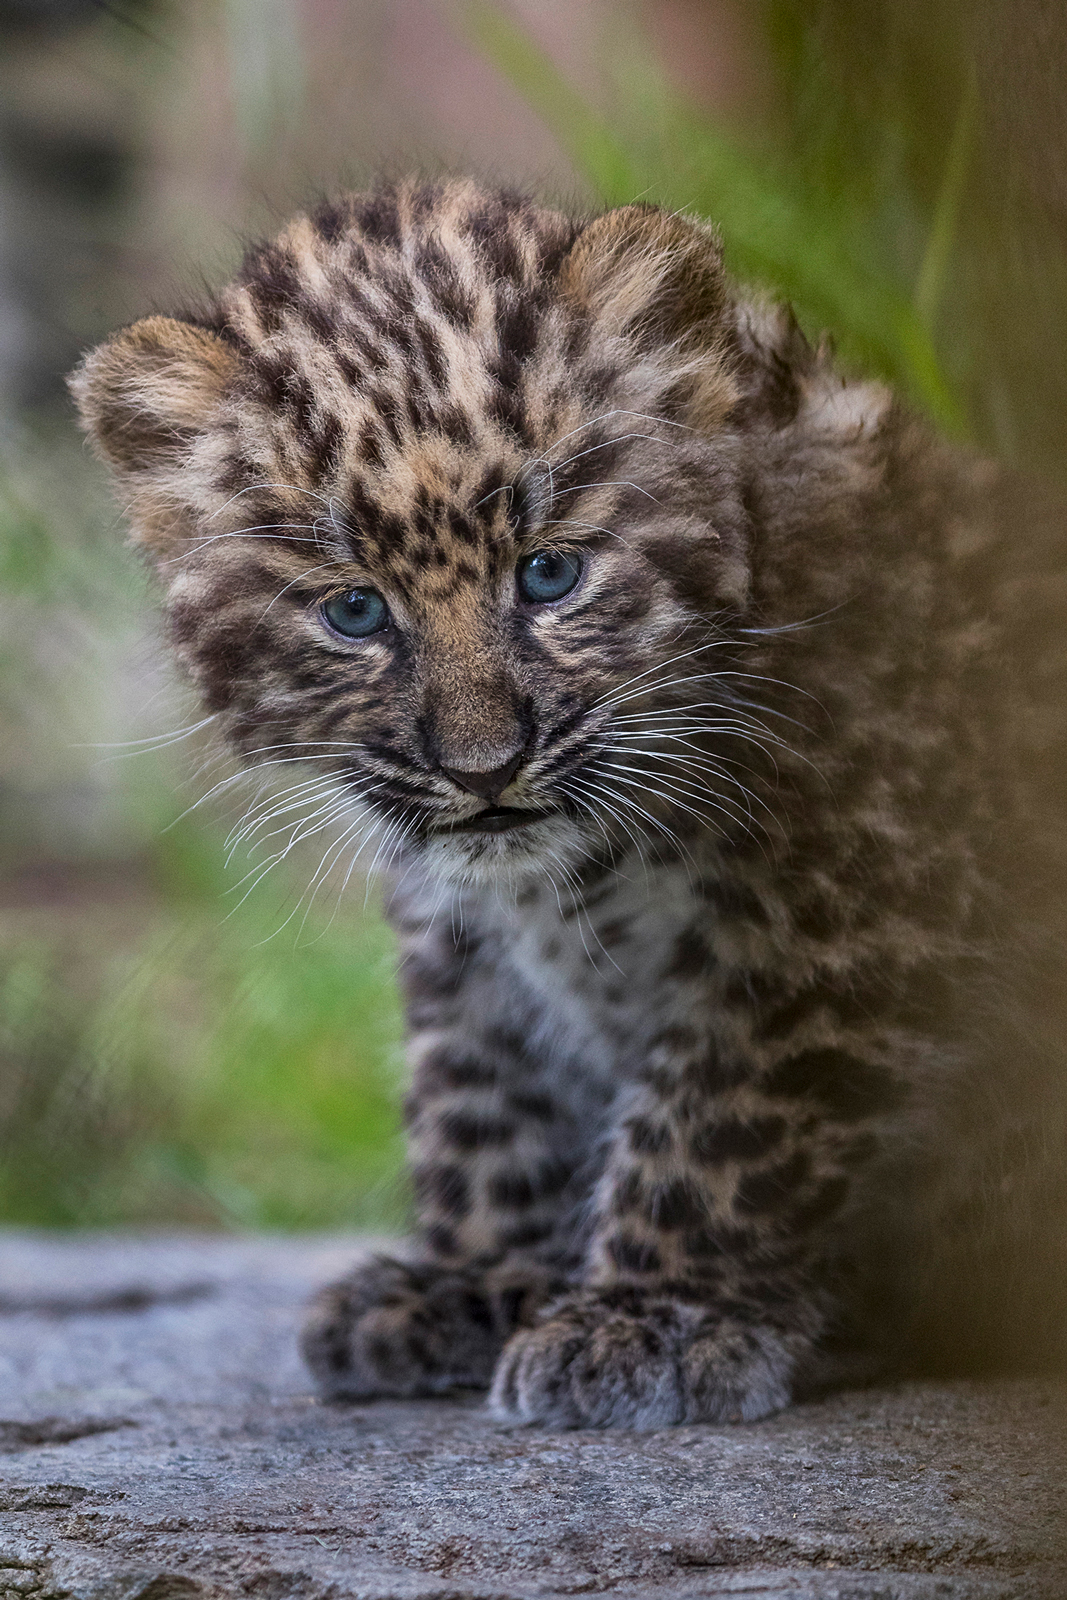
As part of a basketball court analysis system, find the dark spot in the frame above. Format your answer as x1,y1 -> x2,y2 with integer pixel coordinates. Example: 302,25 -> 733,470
400,956 -> 464,1005
496,290 -> 541,364
440,405 -> 475,448
358,422 -> 387,469
613,1171 -> 644,1213
664,927 -> 711,980
447,507 -> 477,547
416,309 -> 447,377
682,1222 -> 754,1261
359,385 -> 404,450
499,1220 -> 554,1249
790,1175 -> 849,1232
417,242 -> 475,328
439,1110 -> 516,1151
722,968 -> 781,1013
735,1150 -> 810,1214
764,1049 -> 903,1120
699,878 -> 771,925
353,189 -> 403,248
467,208 -> 522,280
690,1116 -> 787,1164
756,974 -> 892,1041
639,1065 -> 678,1099
311,195 -> 355,243
533,1156 -> 573,1197
414,1164 -> 470,1218
425,1224 -> 459,1257
486,382 -> 530,446
642,1180 -> 706,1229
507,1092 -> 555,1122
314,411 -> 346,484
606,1234 -> 662,1274
792,897 -> 842,940
486,1170 -> 535,1208
627,1117 -> 672,1156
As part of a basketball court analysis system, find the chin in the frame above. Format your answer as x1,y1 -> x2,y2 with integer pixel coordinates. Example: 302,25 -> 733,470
411,812 -> 595,890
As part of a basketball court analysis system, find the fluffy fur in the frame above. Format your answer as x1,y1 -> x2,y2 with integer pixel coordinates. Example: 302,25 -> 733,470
71,177 -> 1067,1427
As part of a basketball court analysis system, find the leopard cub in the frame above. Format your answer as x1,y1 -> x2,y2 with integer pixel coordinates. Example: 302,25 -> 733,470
72,177 -> 1067,1427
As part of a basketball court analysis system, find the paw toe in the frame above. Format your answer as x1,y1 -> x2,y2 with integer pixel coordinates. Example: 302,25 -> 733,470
301,1256 -> 500,1399
490,1299 -> 684,1429
489,1294 -> 799,1429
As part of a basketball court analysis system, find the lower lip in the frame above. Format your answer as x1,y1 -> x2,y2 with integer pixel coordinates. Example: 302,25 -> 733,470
438,808 -> 551,836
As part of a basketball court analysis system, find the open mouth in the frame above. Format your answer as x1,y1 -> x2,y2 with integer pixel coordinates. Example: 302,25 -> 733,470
436,806 -> 552,836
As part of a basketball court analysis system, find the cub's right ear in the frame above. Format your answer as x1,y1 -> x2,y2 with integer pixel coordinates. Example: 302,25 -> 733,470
69,317 -> 239,557
69,315 -> 237,474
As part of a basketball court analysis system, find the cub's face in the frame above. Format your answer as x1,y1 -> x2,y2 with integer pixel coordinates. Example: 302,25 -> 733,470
71,181 -> 752,886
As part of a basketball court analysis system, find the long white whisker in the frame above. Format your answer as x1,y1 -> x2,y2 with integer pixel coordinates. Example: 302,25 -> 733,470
162,523 -> 328,566
206,482 -> 335,521
548,478 -> 658,505
78,714 -> 218,753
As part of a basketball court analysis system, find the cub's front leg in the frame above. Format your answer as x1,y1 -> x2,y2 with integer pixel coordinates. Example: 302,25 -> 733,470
302,915 -> 600,1399
491,1006 -> 889,1428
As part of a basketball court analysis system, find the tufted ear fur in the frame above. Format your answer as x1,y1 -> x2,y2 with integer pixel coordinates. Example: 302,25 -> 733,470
558,205 -> 738,431
69,316 -> 239,557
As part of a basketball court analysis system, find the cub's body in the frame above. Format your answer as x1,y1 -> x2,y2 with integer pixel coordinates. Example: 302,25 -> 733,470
72,179 -> 1067,1427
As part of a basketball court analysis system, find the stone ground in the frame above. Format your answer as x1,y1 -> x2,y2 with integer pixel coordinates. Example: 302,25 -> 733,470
0,1234 -> 1063,1600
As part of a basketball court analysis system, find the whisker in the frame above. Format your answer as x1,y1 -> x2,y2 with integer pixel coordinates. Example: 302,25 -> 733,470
206,482 -> 335,521
548,478 -> 659,505
162,523 -> 329,566
78,714 -> 219,759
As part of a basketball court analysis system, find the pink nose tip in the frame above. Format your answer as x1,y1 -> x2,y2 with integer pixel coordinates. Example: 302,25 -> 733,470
442,754 -> 523,801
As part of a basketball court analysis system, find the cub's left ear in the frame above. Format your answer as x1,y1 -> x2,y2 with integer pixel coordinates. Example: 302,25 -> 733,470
558,204 -> 737,430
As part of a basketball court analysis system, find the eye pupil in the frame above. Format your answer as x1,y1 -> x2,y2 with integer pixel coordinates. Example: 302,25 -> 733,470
322,588 -> 389,638
517,549 -> 583,604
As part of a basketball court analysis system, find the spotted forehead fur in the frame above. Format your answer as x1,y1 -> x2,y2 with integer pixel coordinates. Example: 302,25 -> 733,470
72,177 -> 747,609
203,182 -> 587,595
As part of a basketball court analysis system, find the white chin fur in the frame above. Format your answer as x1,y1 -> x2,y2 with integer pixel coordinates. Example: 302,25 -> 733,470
413,814 -> 593,888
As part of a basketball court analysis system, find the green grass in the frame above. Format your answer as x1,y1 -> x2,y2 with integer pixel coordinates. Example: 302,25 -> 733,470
0,820 -> 407,1231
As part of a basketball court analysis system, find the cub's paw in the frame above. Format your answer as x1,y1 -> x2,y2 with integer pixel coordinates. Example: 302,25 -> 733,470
301,1256 -> 502,1399
489,1288 -> 799,1429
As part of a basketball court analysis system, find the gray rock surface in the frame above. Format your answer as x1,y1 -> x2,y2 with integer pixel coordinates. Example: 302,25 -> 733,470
0,1232 -> 1063,1600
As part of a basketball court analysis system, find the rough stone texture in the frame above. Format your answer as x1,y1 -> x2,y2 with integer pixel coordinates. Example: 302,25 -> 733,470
0,1233 -> 1063,1600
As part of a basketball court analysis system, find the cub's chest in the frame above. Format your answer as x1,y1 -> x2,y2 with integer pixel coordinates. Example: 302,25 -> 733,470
501,864 -> 702,1048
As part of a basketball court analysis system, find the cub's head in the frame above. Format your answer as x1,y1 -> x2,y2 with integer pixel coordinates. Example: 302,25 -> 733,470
71,178 -> 763,888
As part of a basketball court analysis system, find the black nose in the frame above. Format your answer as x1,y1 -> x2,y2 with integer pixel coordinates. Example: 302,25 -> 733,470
442,753 -> 523,801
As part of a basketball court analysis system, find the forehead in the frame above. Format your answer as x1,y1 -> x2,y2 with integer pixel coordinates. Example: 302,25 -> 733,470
207,182 -> 591,590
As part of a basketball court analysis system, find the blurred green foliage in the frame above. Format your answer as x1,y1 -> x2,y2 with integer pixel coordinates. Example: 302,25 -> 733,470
0,878 -> 405,1229
470,0 -> 960,428
0,441 -> 406,1231
472,0 -> 1067,475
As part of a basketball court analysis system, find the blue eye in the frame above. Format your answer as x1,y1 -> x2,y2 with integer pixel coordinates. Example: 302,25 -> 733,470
517,549 -> 583,604
321,588 -> 389,638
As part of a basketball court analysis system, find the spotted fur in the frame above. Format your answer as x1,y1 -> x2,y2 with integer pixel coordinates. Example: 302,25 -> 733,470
71,177 -> 1067,1427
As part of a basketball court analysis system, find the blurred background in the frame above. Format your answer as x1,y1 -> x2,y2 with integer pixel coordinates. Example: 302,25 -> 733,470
1,0 -> 1064,1232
